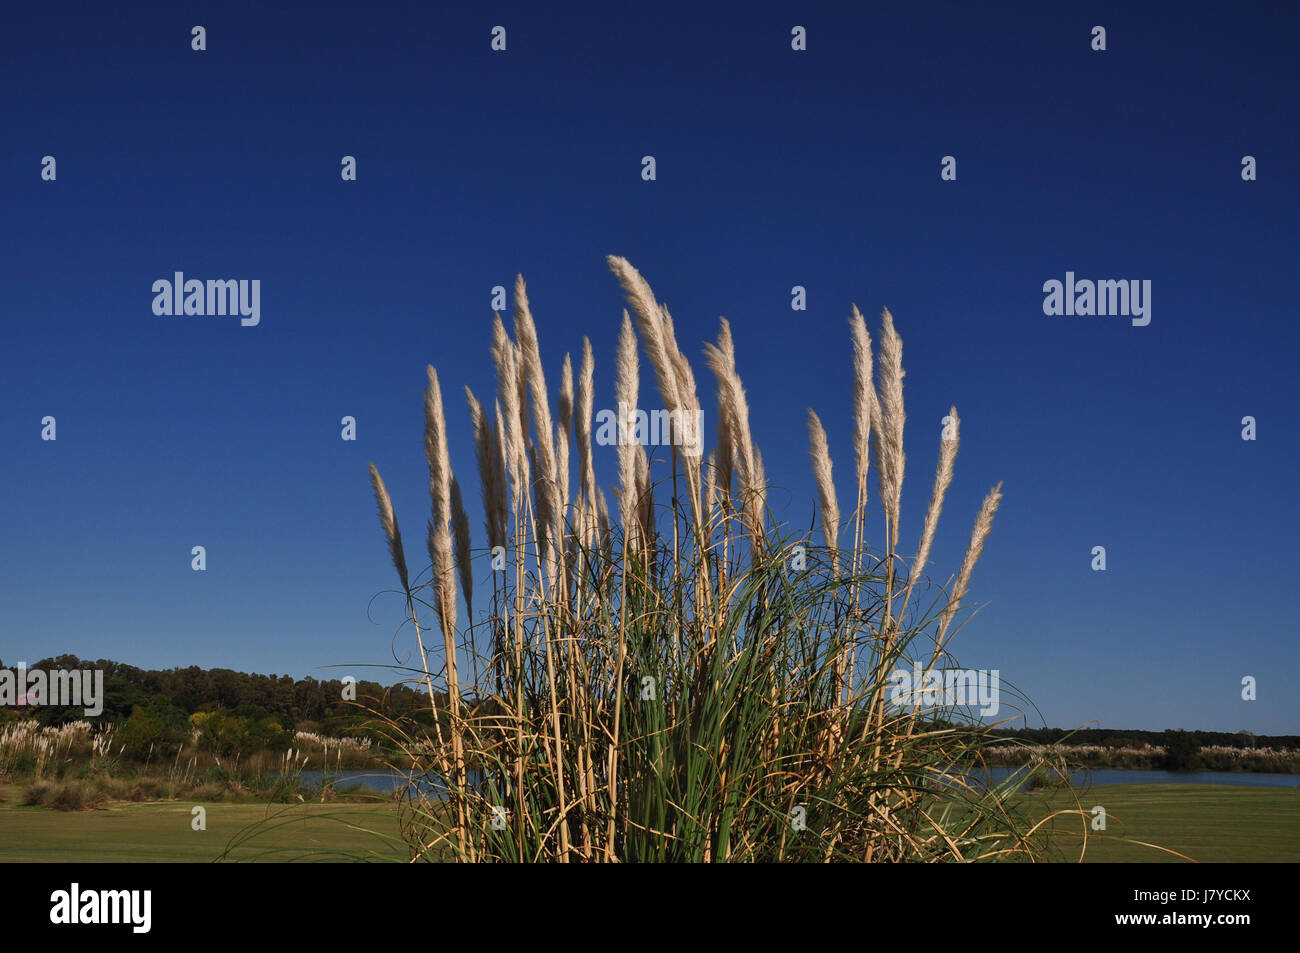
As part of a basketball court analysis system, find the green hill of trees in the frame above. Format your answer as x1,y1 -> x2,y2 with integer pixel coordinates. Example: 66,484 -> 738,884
1,654 -> 445,756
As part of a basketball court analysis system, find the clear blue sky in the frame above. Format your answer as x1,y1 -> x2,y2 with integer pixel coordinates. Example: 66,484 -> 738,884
2,1 -> 1296,734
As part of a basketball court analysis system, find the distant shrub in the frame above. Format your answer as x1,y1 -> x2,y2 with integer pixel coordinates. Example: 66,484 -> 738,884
23,779 -> 105,811
134,777 -> 161,799
190,782 -> 225,801
118,701 -> 189,759
50,781 -> 105,811
22,781 -> 54,806
195,711 -> 291,758
1163,730 -> 1200,771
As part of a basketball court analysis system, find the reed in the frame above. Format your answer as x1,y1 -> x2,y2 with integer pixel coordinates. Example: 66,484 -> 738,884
367,258 -> 1059,862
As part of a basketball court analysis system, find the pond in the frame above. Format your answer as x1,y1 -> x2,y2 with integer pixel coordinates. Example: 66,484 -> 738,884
297,766 -> 1299,797
973,766 -> 1299,790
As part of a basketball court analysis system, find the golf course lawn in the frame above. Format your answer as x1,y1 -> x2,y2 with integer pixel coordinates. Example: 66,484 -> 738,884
1018,783 -> 1300,862
1,781 -> 1295,862
0,783 -> 407,862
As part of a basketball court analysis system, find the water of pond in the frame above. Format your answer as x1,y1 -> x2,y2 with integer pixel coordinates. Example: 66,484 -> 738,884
971,766 -> 1299,790
298,768 -> 480,795
298,766 -> 1299,797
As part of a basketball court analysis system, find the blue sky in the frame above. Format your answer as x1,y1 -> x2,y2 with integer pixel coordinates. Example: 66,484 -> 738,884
2,1 -> 1297,733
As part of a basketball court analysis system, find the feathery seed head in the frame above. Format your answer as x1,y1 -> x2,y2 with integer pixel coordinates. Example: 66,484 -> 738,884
807,409 -> 840,572
876,307 -> 906,532
367,462 -> 410,594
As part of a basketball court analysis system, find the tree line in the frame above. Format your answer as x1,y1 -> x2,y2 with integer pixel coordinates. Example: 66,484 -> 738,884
1,654 -> 446,747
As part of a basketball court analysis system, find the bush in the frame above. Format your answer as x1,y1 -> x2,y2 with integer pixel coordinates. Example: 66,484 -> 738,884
194,711 -> 291,758
50,781 -> 105,811
118,700 -> 189,759
22,780 -> 54,806
134,777 -> 161,799
22,780 -> 105,811
1163,730 -> 1200,771
1025,759 -> 1071,790
190,782 -> 225,801
194,711 -> 246,756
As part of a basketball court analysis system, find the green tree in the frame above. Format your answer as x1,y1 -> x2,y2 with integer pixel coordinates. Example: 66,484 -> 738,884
1162,729 -> 1200,771
118,699 -> 189,759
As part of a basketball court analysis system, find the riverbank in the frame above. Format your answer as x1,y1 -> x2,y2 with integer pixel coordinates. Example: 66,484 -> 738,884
984,743 -> 1300,774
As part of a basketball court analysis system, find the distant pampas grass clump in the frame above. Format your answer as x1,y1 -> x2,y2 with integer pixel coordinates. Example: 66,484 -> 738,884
366,257 -> 1070,863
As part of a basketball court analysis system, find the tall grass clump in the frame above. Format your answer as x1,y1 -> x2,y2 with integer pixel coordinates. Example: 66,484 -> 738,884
368,257 -> 1053,862
0,720 -> 114,782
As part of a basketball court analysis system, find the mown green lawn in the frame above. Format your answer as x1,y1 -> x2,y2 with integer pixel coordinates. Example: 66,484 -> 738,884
1017,783 -> 1300,862
0,783 -> 407,862
2,781 -> 1295,862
